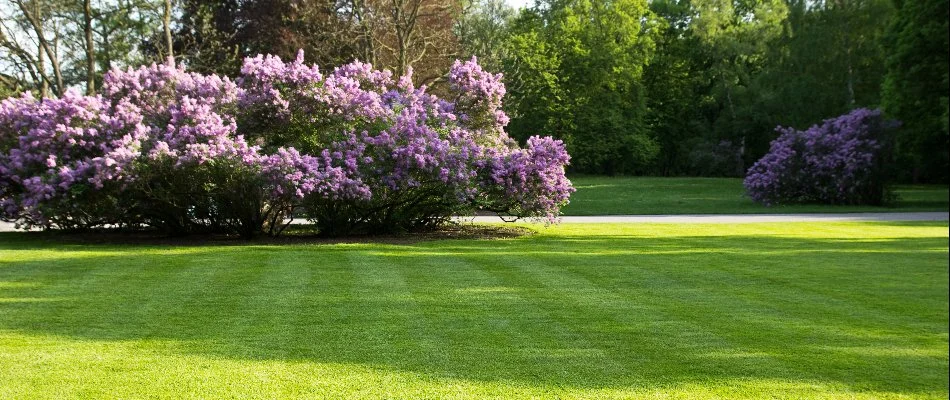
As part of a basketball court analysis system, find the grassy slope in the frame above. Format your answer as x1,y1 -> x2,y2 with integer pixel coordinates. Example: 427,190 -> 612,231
1,222 -> 947,399
562,176 -> 950,215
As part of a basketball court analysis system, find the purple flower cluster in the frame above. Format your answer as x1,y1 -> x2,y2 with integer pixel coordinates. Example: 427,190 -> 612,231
480,136 -> 573,223
0,52 -> 574,236
103,60 -> 239,121
744,108 -> 895,206
0,90 -> 147,228
448,57 -> 510,140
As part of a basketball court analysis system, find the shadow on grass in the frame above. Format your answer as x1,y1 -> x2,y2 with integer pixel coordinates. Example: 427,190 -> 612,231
0,232 -> 947,394
0,223 -> 536,249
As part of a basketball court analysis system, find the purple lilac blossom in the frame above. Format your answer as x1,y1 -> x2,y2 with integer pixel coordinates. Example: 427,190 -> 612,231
744,108 -> 894,206
0,51 -> 574,235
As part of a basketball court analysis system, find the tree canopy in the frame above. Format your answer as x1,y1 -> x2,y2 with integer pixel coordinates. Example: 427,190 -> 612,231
1,0 -> 946,182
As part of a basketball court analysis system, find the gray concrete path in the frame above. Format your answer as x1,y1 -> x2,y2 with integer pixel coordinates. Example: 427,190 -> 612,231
1,212 -> 947,232
455,212 -> 949,224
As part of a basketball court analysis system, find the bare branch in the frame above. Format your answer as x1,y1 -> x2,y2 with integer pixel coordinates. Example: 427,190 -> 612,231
15,0 -> 64,95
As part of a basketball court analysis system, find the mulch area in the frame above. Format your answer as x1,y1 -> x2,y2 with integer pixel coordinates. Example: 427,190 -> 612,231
1,223 -> 535,247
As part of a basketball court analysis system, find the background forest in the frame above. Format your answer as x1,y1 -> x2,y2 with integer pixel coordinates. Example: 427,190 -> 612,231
1,0 -> 947,183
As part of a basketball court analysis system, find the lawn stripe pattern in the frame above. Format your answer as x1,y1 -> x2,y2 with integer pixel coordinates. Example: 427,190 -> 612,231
0,222 -> 947,399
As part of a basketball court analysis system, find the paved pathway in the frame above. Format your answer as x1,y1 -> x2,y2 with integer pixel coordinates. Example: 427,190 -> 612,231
1,212 -> 947,232
455,212 -> 950,224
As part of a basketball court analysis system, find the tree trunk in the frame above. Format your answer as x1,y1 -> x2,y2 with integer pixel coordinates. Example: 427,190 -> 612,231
52,28 -> 63,92
163,0 -> 174,63
843,0 -> 855,107
101,28 -> 113,71
719,67 -> 743,176
392,0 -> 407,76
83,0 -> 96,94
353,0 -> 376,64
17,0 -> 63,96
37,42 -> 48,98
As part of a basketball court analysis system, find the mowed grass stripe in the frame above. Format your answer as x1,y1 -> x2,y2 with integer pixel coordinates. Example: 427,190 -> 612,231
507,251 -> 734,386
473,234 -> 808,390
514,244 -> 805,388
0,222 -> 946,399
485,223 -> 948,396
465,247 -> 634,387
395,250 -> 530,367
526,229 -> 947,396
350,247 -> 453,372
371,244 -> 614,394
375,247 -> 570,398
501,238 -> 860,398
562,176 -> 949,215
610,249 -> 937,394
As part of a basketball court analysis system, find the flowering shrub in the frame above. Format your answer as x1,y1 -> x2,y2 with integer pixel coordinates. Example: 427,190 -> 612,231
0,91 -> 147,229
744,108 -> 896,206
0,53 -> 574,237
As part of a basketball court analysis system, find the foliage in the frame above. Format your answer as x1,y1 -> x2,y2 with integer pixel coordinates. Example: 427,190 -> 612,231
643,0 -> 896,178
756,0 -> 893,130
685,139 -> 742,178
499,18 -> 567,154
689,0 -> 788,175
643,0 -> 714,176
0,53 -> 573,236
1,0 -> 944,183
744,108 -> 896,206
0,0 -> 164,97
503,0 -> 660,175
172,0 -> 245,75
174,0 -> 460,85
455,0 -> 516,74
882,0 -> 950,183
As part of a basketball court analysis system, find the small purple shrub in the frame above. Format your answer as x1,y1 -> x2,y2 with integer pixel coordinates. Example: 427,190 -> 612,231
744,108 -> 896,206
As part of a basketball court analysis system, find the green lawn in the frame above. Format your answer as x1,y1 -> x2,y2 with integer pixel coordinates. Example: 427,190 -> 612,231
563,176 -> 950,215
1,222 -> 947,399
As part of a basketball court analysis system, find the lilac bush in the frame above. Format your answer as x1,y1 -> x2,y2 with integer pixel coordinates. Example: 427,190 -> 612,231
0,90 -> 147,229
744,108 -> 896,206
100,61 -> 309,236
477,136 -> 574,219
0,53 -> 574,237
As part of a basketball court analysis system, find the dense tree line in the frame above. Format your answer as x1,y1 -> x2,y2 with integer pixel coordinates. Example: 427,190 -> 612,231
1,0 -> 947,182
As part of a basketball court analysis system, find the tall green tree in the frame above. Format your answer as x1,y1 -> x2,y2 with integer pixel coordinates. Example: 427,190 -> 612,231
456,0 -> 515,73
504,0 -> 660,174
1,0 -> 163,97
173,0 -> 243,75
502,11 -> 568,143
882,0 -> 949,182
690,0 -> 788,175
644,0 -> 718,176
755,0 -> 893,130
86,1 -> 163,88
